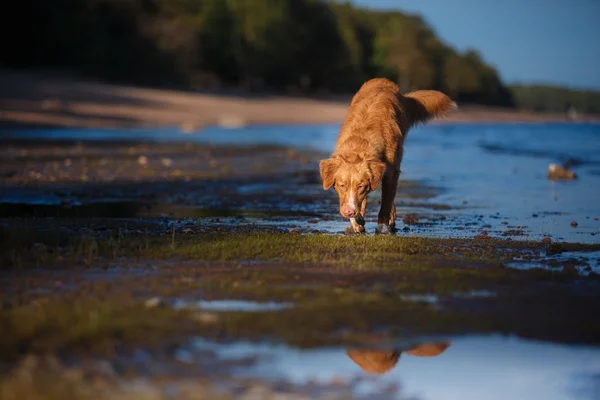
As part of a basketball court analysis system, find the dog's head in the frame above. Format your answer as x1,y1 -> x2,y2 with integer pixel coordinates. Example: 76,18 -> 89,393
319,156 -> 386,219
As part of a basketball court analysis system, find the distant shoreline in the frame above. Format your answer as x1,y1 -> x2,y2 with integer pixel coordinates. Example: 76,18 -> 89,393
1,70 -> 599,131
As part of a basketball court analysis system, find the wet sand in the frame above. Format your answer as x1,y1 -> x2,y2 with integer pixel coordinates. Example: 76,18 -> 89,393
2,69 -> 598,130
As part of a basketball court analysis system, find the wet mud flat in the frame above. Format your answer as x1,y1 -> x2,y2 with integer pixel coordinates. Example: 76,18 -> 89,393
1,133 -> 600,399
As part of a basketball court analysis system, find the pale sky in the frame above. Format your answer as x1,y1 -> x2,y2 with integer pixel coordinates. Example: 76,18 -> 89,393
350,0 -> 600,90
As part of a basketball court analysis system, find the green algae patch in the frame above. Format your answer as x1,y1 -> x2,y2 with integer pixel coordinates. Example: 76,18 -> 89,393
0,298 -> 199,363
3,222 -> 600,277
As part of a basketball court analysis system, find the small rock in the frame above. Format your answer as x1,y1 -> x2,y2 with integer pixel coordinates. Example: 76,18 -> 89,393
288,229 -> 300,235
475,231 -> 489,239
541,237 -> 552,245
193,312 -> 219,324
548,164 -> 577,180
570,221 -> 578,227
144,297 -> 163,308
137,155 -> 148,166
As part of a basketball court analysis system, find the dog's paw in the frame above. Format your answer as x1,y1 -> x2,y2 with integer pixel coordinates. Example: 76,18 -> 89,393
375,223 -> 392,235
345,225 -> 365,235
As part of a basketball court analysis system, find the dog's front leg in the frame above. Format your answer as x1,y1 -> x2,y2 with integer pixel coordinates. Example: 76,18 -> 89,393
346,198 -> 367,234
376,169 -> 400,235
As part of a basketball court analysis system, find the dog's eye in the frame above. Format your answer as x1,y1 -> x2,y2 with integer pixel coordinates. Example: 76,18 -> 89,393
357,185 -> 365,191
338,184 -> 346,190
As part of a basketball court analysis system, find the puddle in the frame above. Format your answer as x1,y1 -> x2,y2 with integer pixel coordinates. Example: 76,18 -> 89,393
185,335 -> 600,400
508,250 -> 600,276
400,291 -> 497,306
174,299 -> 293,312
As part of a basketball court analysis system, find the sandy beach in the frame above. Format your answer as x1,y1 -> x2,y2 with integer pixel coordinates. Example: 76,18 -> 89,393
2,69 -> 597,131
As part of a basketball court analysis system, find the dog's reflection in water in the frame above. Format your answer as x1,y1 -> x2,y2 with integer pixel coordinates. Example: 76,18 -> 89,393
346,342 -> 451,374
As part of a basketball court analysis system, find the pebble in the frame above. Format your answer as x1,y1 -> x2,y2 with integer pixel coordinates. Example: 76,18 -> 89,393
475,231 -> 488,239
193,312 -> 219,324
548,164 -> 577,180
138,155 -> 148,166
570,221 -> 578,227
144,297 -> 163,308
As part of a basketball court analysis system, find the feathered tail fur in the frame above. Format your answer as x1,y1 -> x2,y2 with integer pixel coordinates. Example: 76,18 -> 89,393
403,90 -> 457,127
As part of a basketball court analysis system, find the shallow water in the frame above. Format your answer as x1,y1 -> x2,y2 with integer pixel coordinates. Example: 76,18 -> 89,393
189,335 -> 600,400
4,122 -> 600,243
174,299 -> 293,312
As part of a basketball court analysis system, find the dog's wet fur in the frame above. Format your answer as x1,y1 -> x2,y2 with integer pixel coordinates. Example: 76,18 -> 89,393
320,78 -> 456,234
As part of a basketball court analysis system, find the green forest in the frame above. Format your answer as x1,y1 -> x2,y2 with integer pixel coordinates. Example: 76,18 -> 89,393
2,0 -> 599,113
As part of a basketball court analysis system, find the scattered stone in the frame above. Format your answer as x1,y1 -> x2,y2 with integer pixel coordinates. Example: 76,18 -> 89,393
475,231 -> 489,239
160,157 -> 173,168
541,237 -> 552,245
548,164 -> 577,180
570,221 -> 578,227
193,312 -> 219,324
137,155 -> 148,166
144,297 -> 163,308
503,229 -> 524,237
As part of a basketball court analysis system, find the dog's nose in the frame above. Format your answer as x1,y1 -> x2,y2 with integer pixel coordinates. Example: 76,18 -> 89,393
342,205 -> 356,218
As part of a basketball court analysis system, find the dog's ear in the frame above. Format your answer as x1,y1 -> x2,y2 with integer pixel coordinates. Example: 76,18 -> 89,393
368,161 -> 386,191
319,157 -> 340,190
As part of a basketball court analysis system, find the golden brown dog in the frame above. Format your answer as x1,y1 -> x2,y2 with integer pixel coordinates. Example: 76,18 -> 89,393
319,78 -> 456,234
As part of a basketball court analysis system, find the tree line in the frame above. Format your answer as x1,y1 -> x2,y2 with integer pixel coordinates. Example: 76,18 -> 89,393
2,0 -> 598,113
510,85 -> 600,114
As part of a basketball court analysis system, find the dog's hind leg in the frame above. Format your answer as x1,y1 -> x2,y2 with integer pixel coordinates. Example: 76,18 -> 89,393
376,168 -> 400,235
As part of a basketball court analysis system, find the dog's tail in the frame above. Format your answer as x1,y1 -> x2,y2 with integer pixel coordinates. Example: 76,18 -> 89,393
403,90 -> 457,127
